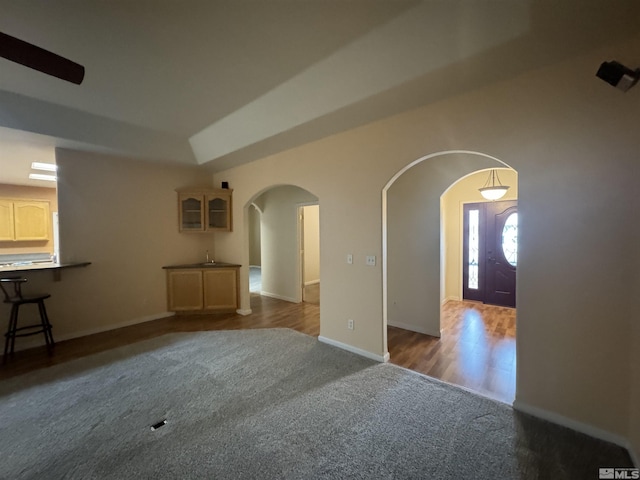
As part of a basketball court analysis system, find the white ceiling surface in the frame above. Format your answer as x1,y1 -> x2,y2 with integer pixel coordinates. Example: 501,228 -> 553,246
1,1 -> 640,174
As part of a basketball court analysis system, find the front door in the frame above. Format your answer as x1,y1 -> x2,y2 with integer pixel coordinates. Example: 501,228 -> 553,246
463,200 -> 517,308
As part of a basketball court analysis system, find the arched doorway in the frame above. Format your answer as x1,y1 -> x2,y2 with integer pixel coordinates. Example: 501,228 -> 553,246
244,185 -> 320,322
382,151 -> 518,403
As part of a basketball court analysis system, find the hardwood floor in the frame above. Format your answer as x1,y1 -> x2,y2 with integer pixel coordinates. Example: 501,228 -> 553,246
388,300 -> 516,403
303,283 -> 320,305
0,295 -> 515,404
0,294 -> 319,381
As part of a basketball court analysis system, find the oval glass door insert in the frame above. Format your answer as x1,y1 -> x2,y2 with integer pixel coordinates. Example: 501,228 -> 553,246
502,212 -> 518,266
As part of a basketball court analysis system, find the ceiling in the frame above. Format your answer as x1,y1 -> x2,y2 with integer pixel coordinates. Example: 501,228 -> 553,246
1,0 -> 640,178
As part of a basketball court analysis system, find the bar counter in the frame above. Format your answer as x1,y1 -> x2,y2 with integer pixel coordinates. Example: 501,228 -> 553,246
0,262 -> 91,281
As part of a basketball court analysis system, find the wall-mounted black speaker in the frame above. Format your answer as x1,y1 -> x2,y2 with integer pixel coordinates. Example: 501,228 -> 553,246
596,61 -> 639,92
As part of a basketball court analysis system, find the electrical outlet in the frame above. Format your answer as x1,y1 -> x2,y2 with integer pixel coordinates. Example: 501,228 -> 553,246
347,319 -> 354,330
347,254 -> 353,264
366,255 -> 376,266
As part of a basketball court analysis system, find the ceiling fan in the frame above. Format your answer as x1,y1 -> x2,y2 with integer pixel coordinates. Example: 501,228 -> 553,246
0,31 -> 84,85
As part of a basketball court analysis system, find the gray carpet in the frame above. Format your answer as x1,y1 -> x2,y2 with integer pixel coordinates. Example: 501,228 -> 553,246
0,329 -> 632,479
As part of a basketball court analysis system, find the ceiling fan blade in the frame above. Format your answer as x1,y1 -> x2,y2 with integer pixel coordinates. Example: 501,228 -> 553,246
0,31 -> 85,85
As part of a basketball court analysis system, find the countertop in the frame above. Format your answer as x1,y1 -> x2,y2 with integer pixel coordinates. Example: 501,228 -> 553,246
0,261 -> 91,281
0,261 -> 91,273
162,262 -> 241,269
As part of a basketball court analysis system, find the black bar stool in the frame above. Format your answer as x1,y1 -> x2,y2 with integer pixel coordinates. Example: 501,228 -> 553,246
0,277 -> 55,362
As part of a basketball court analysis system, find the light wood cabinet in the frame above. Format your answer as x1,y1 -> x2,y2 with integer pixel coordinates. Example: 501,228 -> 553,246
14,201 -> 50,240
203,269 -> 238,310
177,188 -> 232,232
0,199 -> 50,242
0,200 -> 15,241
205,192 -> 232,231
166,266 -> 239,313
178,194 -> 204,232
167,269 -> 204,311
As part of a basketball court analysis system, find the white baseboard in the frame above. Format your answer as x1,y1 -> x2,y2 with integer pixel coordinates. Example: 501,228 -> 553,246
304,279 -> 320,286
387,321 -> 440,337
260,291 -> 299,303
513,400 -> 635,462
318,335 -> 389,363
441,296 -> 460,305
236,308 -> 252,316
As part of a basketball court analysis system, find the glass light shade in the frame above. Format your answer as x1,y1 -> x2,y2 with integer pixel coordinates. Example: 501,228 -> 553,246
479,186 -> 509,200
479,169 -> 510,200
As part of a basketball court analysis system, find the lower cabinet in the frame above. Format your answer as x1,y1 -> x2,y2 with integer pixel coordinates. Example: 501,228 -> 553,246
167,267 -> 239,313
167,270 -> 204,311
203,269 -> 237,310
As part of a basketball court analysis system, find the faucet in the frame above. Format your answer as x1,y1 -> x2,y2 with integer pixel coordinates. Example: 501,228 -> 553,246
206,250 -> 214,264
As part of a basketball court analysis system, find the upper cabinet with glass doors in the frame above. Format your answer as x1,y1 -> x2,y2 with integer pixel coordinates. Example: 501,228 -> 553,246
177,188 -> 232,232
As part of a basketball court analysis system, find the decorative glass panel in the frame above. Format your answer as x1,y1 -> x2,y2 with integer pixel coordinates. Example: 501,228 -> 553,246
502,213 -> 518,266
181,197 -> 202,229
468,209 -> 479,289
208,197 -> 228,229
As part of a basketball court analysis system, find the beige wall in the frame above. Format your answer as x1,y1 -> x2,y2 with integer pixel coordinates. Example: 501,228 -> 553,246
442,168 -> 519,302
213,35 -> 640,456
0,149 -> 214,346
303,205 -> 320,285
253,185 -> 317,302
0,183 -> 58,255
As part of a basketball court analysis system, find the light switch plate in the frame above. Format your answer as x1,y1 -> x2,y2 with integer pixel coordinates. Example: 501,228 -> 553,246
366,255 -> 376,266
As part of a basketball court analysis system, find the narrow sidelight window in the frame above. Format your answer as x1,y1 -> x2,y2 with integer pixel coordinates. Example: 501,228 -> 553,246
468,209 -> 479,289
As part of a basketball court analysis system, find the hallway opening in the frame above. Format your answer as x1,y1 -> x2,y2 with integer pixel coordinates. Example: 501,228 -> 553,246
246,185 -> 320,307
383,151 -> 518,403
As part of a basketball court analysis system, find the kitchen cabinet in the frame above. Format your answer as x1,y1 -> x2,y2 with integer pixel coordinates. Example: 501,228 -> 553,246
0,200 -> 14,241
165,264 -> 239,313
177,188 -> 232,232
166,269 -> 204,311
203,268 -> 238,310
0,199 -> 50,241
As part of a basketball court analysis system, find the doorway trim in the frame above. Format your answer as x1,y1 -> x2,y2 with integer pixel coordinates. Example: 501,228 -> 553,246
297,202 -> 320,303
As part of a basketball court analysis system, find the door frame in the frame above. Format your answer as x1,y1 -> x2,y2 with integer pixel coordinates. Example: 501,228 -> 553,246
297,202 -> 319,303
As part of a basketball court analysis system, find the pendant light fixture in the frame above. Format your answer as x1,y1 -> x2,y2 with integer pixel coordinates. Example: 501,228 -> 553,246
479,169 -> 509,201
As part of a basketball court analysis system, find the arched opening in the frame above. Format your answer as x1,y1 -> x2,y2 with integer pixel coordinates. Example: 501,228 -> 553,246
441,168 -> 518,308
243,184 -> 321,333
383,151 -> 518,403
